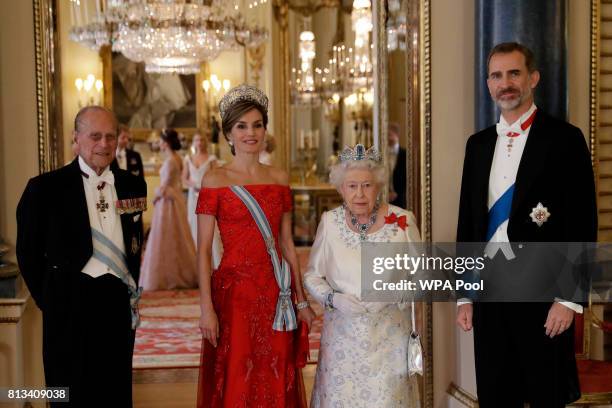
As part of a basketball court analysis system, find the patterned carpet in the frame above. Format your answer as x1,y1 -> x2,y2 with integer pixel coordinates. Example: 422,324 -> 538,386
133,289 -> 323,370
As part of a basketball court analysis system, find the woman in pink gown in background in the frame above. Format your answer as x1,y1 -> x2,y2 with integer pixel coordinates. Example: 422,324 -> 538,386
140,128 -> 198,290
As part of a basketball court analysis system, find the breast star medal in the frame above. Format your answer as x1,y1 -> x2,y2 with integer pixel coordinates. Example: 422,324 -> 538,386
529,202 -> 550,227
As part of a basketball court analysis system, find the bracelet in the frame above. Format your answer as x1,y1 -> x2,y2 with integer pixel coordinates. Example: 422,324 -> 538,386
296,300 -> 309,310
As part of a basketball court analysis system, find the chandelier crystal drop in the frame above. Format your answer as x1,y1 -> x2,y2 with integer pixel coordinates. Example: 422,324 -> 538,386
69,0 -> 268,74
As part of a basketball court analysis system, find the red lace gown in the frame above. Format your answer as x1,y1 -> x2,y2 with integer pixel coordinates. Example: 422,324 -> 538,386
196,184 -> 307,408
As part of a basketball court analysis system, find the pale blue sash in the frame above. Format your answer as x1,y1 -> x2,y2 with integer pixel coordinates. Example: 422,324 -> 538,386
230,186 -> 297,331
91,228 -> 142,329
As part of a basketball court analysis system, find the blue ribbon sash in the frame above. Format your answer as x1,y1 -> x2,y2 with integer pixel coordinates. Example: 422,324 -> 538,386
91,228 -> 142,329
230,186 -> 297,332
486,184 -> 514,241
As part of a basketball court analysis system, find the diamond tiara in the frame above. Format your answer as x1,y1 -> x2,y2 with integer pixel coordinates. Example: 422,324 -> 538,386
218,84 -> 269,120
339,144 -> 382,163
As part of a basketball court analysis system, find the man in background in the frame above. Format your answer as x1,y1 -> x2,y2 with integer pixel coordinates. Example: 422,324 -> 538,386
112,123 -> 144,180
388,122 -> 407,208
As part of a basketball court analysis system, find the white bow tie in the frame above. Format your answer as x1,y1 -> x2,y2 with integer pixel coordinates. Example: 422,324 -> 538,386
496,122 -> 524,138
86,170 -> 115,187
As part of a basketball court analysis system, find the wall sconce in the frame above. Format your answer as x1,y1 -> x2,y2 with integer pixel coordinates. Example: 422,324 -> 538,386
75,73 -> 103,107
202,74 -> 231,113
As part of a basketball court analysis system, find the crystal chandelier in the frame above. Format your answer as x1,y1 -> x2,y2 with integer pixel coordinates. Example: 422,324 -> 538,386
69,0 -> 268,74
291,30 -> 323,105
288,0 -> 373,105
386,0 -> 407,51
348,0 -> 373,89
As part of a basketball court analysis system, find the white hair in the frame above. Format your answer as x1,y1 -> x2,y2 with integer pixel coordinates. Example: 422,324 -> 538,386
329,159 -> 386,191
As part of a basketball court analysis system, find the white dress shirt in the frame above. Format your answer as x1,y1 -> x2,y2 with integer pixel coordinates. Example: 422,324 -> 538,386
116,147 -> 127,170
79,156 -> 126,279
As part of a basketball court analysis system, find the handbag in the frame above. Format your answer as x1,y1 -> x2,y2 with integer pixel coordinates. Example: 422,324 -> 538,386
407,300 -> 423,376
230,186 -> 298,331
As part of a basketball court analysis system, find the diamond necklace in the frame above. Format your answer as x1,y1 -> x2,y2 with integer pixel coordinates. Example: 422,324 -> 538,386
346,203 -> 380,241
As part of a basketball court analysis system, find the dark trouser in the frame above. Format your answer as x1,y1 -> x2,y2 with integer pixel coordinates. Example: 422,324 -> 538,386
45,273 -> 134,407
473,302 -> 580,408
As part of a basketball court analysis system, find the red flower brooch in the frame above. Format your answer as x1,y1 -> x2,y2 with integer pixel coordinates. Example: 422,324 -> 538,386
384,212 -> 408,230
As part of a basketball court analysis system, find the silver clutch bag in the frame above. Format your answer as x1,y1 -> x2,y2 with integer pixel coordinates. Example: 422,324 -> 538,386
408,301 -> 423,376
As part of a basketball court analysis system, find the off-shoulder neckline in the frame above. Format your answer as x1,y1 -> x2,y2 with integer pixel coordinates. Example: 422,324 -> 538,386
201,183 -> 290,190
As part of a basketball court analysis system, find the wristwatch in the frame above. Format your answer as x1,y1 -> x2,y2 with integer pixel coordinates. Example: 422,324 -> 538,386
325,291 -> 335,311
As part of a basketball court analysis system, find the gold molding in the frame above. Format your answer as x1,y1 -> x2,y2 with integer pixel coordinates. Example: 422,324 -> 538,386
421,0 -> 432,243
33,0 -> 64,173
285,0 -> 341,16
0,317 -> 21,324
590,0 -> 599,164
573,392 -> 612,405
374,0 -> 387,154
273,0 -> 291,171
447,382 -> 479,408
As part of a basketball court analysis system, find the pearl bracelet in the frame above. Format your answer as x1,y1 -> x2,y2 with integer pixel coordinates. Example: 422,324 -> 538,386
296,300 -> 309,310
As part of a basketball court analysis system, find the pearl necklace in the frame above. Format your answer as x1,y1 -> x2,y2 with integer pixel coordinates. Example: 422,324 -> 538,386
346,203 -> 380,241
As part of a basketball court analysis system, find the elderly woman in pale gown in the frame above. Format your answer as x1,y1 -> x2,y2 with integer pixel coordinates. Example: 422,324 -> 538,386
304,144 -> 421,408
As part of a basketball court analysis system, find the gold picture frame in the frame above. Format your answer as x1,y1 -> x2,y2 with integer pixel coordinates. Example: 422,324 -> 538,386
100,46 -> 207,142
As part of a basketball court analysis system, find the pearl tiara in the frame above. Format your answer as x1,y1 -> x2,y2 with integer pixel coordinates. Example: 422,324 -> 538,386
339,144 -> 382,163
218,84 -> 269,121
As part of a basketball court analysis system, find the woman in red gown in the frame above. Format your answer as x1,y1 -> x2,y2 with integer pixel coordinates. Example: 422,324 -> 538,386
196,84 -> 315,407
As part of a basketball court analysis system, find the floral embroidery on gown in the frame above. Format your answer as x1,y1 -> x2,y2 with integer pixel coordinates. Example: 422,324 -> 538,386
139,157 -> 197,290
304,205 -> 422,408
196,184 -> 307,408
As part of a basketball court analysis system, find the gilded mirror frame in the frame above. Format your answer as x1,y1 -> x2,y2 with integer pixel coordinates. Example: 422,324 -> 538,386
34,0 -> 64,173
273,0 -> 433,405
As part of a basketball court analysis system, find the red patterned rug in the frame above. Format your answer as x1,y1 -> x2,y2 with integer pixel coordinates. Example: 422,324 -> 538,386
133,289 -> 323,369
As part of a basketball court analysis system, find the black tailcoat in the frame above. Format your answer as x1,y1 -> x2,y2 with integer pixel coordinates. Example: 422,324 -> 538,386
111,148 -> 145,180
16,158 -> 147,407
390,147 -> 407,209
456,111 -> 597,407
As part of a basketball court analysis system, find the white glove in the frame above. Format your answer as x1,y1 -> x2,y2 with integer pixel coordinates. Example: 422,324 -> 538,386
362,301 -> 389,314
333,293 -> 367,315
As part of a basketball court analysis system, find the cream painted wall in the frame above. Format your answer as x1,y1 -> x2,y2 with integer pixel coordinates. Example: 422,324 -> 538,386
0,0 -> 45,401
0,0 -> 40,258
430,1 -> 475,406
